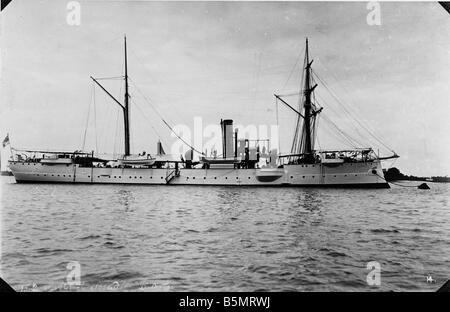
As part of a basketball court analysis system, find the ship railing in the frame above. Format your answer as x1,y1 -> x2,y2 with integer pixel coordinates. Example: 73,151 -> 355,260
278,148 -> 380,165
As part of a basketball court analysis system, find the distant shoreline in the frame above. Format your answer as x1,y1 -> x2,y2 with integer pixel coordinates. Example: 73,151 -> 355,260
383,167 -> 450,183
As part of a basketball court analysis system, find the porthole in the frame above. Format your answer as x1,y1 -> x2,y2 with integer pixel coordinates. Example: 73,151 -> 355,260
236,177 -> 238,179
248,177 -> 251,179
114,176 -> 116,178
203,177 -> 206,179
214,177 -> 217,179
302,176 -> 305,178
290,176 -> 293,179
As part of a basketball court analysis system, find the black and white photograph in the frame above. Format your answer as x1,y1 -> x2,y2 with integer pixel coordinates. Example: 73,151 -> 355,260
0,0 -> 449,300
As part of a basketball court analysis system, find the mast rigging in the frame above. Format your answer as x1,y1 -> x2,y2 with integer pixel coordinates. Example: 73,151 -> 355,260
90,35 -> 131,157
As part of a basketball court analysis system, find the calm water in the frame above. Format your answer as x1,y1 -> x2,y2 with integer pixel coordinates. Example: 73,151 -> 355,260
1,176 -> 449,292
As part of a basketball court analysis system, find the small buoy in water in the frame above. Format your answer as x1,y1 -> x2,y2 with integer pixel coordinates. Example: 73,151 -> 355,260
418,183 -> 430,190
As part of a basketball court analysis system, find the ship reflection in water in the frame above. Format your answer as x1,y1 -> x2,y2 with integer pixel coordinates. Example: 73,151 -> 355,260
1,176 -> 449,291
117,189 -> 135,212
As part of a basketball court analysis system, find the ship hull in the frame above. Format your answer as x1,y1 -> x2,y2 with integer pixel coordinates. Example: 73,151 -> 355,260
8,160 -> 389,188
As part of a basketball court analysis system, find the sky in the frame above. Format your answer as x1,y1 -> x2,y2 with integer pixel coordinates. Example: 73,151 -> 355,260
0,1 -> 449,176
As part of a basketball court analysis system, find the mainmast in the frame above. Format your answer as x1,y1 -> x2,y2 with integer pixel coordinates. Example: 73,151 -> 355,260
277,37 -> 320,164
123,35 -> 130,156
302,38 -> 315,162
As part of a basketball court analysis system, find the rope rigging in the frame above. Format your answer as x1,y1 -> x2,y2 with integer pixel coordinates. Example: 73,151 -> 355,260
113,68 -> 124,156
88,74 -> 204,156
277,53 -> 395,159
320,113 -> 365,148
127,77 -> 206,156
313,95 -> 366,147
93,84 -> 99,152
315,59 -> 391,143
128,96 -> 164,143
311,69 -> 395,154
281,45 -> 305,92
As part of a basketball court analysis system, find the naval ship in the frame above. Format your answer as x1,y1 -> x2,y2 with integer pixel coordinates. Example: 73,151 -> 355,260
8,37 -> 398,187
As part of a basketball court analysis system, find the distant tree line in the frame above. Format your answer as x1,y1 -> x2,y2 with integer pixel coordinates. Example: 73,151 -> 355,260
383,167 -> 429,182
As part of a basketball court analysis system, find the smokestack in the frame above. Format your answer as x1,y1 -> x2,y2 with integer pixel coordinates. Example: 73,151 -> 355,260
220,119 -> 234,159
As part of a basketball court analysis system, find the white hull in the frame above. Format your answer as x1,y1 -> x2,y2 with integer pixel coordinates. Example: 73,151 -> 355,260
8,160 -> 389,188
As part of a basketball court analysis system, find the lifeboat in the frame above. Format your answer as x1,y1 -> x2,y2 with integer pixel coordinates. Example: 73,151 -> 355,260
200,157 -> 241,164
118,155 -> 156,166
321,158 -> 344,167
40,158 -> 73,165
255,168 -> 285,182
